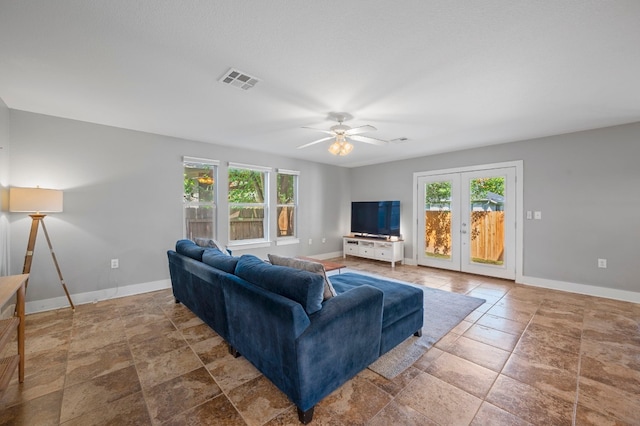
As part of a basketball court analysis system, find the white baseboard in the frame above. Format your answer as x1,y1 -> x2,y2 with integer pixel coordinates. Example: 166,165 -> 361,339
403,257 -> 416,266
1,303 -> 15,319
25,279 -> 172,314
308,251 -> 343,261
25,269 -> 639,315
403,254 -> 638,303
359,252 -> 638,303
519,275 -> 640,304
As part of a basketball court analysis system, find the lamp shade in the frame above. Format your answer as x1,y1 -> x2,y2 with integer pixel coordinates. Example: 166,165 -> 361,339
9,187 -> 63,213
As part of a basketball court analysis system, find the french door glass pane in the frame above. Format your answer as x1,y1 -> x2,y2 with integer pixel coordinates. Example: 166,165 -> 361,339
424,181 -> 452,259
468,176 -> 505,265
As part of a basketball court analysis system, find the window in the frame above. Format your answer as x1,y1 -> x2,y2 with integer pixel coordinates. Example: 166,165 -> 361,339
277,169 -> 299,238
228,163 -> 270,243
183,157 -> 218,240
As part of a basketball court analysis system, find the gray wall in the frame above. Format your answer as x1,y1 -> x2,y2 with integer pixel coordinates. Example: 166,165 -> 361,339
7,110 -> 349,304
0,98 -> 9,277
6,106 -> 639,303
350,122 -> 640,294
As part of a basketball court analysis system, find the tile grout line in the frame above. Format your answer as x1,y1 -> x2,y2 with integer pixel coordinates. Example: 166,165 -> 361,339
124,304 -> 157,425
59,308 -> 91,425
414,283 -> 518,424
158,300 -> 227,424
165,297 -> 262,425
461,284 -> 508,422
477,287 -> 542,424
472,290 -> 515,420
571,302 -> 587,426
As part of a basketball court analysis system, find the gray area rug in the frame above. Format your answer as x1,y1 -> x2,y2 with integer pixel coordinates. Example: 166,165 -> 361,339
328,269 -> 485,379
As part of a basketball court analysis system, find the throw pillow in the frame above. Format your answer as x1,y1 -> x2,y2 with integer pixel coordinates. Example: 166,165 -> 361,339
194,238 -> 231,256
267,254 -> 337,301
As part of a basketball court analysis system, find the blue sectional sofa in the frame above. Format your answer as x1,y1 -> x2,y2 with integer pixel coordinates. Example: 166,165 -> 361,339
167,240 -> 423,424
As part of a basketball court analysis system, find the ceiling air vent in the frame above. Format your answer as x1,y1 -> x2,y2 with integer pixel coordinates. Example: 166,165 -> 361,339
219,68 -> 260,90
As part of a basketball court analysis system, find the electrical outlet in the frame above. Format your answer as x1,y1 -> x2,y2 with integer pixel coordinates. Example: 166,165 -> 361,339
598,258 -> 607,268
308,239 -> 312,245
534,211 -> 542,220
322,238 -> 326,243
111,258 -> 119,269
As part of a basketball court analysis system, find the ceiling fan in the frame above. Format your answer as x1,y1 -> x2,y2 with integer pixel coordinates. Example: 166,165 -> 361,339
298,112 -> 388,156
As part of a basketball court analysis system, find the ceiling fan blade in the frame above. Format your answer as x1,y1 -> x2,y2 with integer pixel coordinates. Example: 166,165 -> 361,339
346,125 -> 377,135
301,126 -> 335,135
297,136 -> 335,149
349,135 -> 388,146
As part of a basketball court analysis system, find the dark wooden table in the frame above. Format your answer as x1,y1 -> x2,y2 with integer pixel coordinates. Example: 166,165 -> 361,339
296,257 -> 346,273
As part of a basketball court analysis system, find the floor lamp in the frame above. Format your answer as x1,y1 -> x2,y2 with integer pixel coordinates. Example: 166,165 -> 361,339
9,187 -> 75,310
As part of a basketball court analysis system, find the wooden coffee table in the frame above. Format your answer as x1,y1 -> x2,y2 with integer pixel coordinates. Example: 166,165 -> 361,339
296,257 -> 346,273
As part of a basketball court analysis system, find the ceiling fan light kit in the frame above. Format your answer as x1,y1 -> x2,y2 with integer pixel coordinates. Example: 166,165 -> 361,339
328,137 -> 354,156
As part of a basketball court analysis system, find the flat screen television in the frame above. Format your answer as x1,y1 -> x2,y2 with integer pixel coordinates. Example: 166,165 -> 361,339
351,201 -> 400,237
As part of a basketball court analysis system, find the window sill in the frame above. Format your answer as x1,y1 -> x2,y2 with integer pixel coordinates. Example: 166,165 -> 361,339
227,240 -> 272,251
275,238 -> 300,246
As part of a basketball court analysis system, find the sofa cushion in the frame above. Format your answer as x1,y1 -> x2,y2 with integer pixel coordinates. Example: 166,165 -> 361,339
267,254 -> 337,301
202,249 -> 238,273
235,255 -> 325,315
176,239 -> 206,261
194,237 -> 231,256
330,273 -> 423,329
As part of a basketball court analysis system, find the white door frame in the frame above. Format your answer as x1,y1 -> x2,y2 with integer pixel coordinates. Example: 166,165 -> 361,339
412,160 -> 523,281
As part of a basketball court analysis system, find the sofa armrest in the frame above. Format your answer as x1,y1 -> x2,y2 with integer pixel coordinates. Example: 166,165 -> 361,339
294,285 -> 384,411
224,277 -> 311,364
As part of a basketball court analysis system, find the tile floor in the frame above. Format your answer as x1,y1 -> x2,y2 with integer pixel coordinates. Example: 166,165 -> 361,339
1,258 -> 639,425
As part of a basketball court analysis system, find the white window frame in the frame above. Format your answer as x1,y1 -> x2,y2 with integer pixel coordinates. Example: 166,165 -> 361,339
275,169 -> 300,246
227,162 -> 271,249
183,156 -> 219,240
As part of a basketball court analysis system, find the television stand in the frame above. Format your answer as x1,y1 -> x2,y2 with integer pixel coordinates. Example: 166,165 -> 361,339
343,236 -> 404,267
353,234 -> 388,240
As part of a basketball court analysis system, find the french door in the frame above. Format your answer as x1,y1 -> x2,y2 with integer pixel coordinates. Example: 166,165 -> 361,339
416,166 -> 516,280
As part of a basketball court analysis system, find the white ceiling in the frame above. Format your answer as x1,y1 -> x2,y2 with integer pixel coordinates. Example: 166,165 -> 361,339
1,1 -> 639,168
